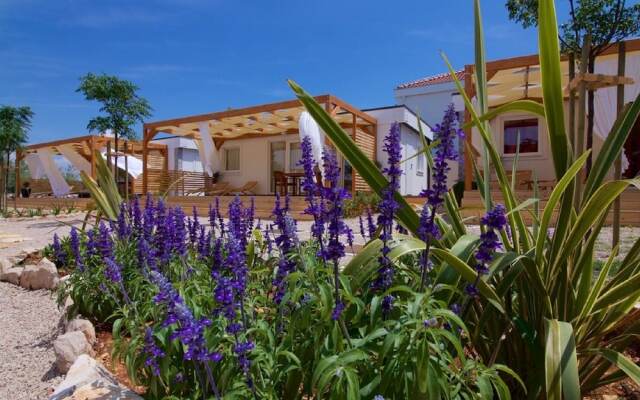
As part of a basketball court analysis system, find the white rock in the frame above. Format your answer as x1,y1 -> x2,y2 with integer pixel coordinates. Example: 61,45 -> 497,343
19,258 -> 59,290
0,256 -> 11,274
0,267 -> 23,285
53,331 -> 95,373
50,355 -> 142,400
66,318 -> 96,345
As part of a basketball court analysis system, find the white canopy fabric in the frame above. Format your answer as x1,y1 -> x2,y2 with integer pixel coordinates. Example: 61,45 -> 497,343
298,111 -> 325,172
57,144 -> 92,175
197,122 -> 220,176
593,53 -> 640,172
36,148 -> 71,197
102,152 -> 144,178
24,153 -> 46,179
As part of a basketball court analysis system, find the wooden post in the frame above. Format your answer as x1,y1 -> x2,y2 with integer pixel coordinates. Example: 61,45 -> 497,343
574,34 -> 590,207
463,64 -> 475,191
124,140 -> 129,202
568,52 -> 576,150
613,41 -> 626,248
142,127 -> 149,195
89,137 -> 96,179
351,113 -> 357,195
15,150 -> 21,202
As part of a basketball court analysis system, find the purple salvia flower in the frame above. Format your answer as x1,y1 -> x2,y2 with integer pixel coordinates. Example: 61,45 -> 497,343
98,222 -> 113,260
116,203 -> 131,239
69,227 -> 84,271
321,149 -> 351,319
188,206 -> 200,246
465,204 -> 507,297
418,104 -> 462,290
86,229 -> 98,259
104,257 -> 123,283
52,233 -> 66,267
271,193 -> 299,304
132,197 -> 142,235
373,123 -> 402,312
143,327 -> 165,376
171,207 -> 187,256
215,197 -> 224,238
211,238 -> 223,279
149,270 -> 222,364
299,136 -> 326,253
143,195 -> 155,241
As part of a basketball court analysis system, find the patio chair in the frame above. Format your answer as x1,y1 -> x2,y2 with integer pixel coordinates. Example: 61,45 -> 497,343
226,181 -> 258,195
273,171 -> 296,195
206,182 -> 232,196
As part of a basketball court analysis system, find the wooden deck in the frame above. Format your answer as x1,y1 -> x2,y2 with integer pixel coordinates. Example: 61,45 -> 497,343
459,189 -> 640,226
13,195 -> 312,221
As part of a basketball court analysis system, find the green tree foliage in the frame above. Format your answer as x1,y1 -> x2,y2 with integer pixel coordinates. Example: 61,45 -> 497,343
505,0 -> 640,54
77,73 -> 152,185
0,105 -> 33,210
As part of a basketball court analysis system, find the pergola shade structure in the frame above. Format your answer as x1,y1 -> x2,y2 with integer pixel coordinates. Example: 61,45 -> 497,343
142,94 -> 378,194
462,39 -> 640,189
16,135 -> 167,197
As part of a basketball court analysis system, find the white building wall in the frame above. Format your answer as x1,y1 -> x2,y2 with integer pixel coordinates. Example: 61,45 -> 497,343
366,106 -> 432,196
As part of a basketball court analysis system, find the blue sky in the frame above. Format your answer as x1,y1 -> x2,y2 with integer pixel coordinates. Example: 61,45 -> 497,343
0,0 -> 543,144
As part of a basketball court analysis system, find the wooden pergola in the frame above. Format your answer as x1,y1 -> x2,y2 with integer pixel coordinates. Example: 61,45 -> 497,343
461,38 -> 640,190
16,134 -> 168,197
142,94 -> 378,194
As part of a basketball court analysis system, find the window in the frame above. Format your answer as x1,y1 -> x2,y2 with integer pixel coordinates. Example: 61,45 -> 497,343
417,153 -> 425,176
289,142 -> 302,172
503,118 -> 539,154
224,148 -> 240,171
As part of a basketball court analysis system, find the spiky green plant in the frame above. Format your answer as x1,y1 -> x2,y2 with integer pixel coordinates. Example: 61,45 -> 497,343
288,0 -> 640,397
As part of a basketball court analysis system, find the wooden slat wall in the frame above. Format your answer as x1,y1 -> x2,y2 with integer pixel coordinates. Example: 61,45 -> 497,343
354,128 -> 375,192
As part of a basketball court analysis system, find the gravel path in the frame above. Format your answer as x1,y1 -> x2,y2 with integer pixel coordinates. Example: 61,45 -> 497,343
0,282 -> 63,400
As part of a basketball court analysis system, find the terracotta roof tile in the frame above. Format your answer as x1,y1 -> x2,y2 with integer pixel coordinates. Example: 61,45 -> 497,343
396,70 -> 465,90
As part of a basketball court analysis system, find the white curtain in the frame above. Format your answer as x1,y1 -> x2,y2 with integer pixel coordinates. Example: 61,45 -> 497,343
101,152 -> 144,178
298,111 -> 325,172
36,148 -> 71,197
57,144 -> 92,175
24,153 -> 45,179
594,53 -> 640,172
197,122 -> 220,176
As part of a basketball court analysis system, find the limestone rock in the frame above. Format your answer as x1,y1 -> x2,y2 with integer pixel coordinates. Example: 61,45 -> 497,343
0,267 -> 23,285
19,258 -> 59,290
53,331 -> 95,373
0,256 -> 11,274
49,355 -> 142,400
66,318 -> 96,345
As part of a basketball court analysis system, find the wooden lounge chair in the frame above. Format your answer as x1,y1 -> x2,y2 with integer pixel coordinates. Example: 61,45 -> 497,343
185,182 -> 230,196
226,181 -> 258,195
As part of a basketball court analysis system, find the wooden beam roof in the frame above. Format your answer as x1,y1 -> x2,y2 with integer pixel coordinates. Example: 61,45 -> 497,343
144,94 -> 377,142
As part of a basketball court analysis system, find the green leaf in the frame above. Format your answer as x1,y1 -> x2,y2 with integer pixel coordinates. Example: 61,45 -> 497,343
591,348 -> 640,387
544,319 -> 581,400
538,0 -> 570,178
430,248 -> 504,313
462,100 -> 546,130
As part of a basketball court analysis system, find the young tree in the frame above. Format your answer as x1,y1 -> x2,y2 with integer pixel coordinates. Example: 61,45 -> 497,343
77,73 -> 152,186
505,0 -> 640,169
0,106 -> 33,211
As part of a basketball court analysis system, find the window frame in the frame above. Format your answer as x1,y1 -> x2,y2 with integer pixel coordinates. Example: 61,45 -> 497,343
498,115 -> 544,158
223,147 -> 241,172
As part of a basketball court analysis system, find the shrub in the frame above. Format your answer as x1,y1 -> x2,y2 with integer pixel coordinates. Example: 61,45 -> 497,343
58,138 -> 517,399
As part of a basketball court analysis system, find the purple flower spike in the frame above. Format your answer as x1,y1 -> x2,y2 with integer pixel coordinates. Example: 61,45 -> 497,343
143,327 -> 165,376
373,123 -> 402,312
466,204 -> 506,297
69,227 -> 84,272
